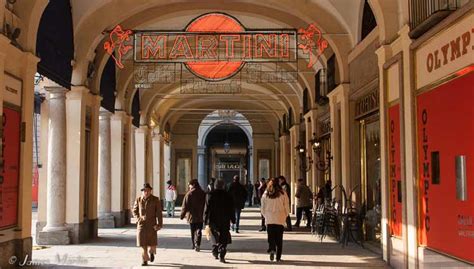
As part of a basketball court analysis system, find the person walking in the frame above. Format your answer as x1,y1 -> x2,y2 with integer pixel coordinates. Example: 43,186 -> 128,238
133,183 -> 163,266
258,178 -> 268,231
228,175 -> 247,233
254,180 -> 261,205
246,180 -> 254,207
261,178 -> 290,262
278,176 -> 292,231
204,179 -> 236,263
180,179 -> 206,251
294,178 -> 313,228
165,180 -> 177,217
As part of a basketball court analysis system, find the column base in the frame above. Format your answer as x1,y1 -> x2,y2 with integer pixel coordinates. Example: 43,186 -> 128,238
36,220 -> 98,244
0,237 -> 32,268
98,215 -> 116,228
37,230 -> 70,245
110,211 -> 126,227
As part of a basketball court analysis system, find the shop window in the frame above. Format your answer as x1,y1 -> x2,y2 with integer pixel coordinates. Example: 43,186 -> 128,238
361,0 -> 377,40
282,114 -> 288,133
360,116 -> 381,242
327,55 -> 336,93
258,159 -> 270,180
315,69 -> 329,105
303,88 -> 310,114
288,108 -> 294,128
177,158 -> 192,194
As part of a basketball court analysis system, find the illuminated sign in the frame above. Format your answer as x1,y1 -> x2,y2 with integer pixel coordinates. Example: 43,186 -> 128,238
105,12 -> 327,82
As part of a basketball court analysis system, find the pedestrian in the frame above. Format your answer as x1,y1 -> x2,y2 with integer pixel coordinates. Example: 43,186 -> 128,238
254,180 -> 261,205
228,175 -> 247,233
180,179 -> 206,252
278,176 -> 292,231
246,180 -> 254,207
261,178 -> 290,262
258,178 -> 268,231
207,177 -> 216,193
165,180 -> 177,217
133,183 -> 163,266
204,179 -> 236,263
294,178 -> 313,228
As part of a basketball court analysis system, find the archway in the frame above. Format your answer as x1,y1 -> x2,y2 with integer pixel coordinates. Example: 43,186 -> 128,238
196,110 -> 253,189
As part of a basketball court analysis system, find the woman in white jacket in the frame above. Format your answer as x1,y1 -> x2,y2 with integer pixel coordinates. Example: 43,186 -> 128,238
261,178 -> 290,262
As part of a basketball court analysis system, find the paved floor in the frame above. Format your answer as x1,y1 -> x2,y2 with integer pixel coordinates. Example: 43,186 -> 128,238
30,207 -> 388,268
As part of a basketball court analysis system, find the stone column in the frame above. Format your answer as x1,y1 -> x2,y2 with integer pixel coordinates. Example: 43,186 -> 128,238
248,146 -> 254,183
38,86 -> 70,245
98,109 -> 115,228
110,111 -> 126,227
129,125 -> 137,217
135,126 -> 147,190
197,146 -> 206,190
152,134 -> 162,197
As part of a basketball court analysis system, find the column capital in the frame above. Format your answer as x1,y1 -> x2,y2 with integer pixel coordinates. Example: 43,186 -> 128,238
197,146 -> 206,155
67,86 -> 90,100
136,125 -> 149,134
99,108 -> 113,119
45,86 -> 68,100
152,133 -> 163,142
111,110 -> 128,122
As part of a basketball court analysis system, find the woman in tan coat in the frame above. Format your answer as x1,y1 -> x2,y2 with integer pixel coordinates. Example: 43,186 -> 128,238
133,183 -> 163,266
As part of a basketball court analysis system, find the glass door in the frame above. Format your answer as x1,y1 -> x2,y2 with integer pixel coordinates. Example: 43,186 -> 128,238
360,115 -> 381,243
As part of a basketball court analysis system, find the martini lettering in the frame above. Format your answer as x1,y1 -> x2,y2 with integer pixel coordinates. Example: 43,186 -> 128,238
426,28 -> 474,73
137,33 -> 293,62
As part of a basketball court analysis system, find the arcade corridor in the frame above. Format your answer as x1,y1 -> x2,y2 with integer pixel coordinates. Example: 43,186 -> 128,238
30,208 -> 387,268
0,1 -> 473,268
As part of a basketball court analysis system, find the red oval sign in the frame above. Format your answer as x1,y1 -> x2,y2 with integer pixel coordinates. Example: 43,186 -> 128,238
185,13 -> 245,81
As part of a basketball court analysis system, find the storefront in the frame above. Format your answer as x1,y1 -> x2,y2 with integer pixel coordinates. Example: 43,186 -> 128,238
354,89 -> 382,243
315,118 -> 331,189
413,10 -> 474,264
0,73 -> 22,229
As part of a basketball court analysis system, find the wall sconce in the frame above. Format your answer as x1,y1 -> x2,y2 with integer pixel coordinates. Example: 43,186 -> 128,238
309,133 -> 333,171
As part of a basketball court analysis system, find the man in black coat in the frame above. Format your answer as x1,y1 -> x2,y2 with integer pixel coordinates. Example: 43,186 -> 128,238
204,179 -> 236,263
180,179 -> 206,251
227,175 -> 247,233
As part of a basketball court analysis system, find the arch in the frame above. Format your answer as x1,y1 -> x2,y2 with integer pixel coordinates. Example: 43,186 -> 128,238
197,111 -> 253,148
36,0 -> 74,88
360,0 -> 378,41
99,56 -> 116,112
368,0 -> 402,43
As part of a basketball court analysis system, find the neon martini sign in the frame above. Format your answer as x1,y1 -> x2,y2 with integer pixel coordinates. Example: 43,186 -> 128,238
105,12 -> 327,81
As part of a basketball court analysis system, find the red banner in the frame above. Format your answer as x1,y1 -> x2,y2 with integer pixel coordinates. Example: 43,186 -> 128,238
417,71 -> 474,263
388,104 -> 402,237
0,107 -> 21,228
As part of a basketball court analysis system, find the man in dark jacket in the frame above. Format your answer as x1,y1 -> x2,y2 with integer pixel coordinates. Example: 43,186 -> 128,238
294,178 -> 313,228
205,179 -> 236,263
180,179 -> 206,251
228,175 -> 247,233
279,175 -> 292,231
